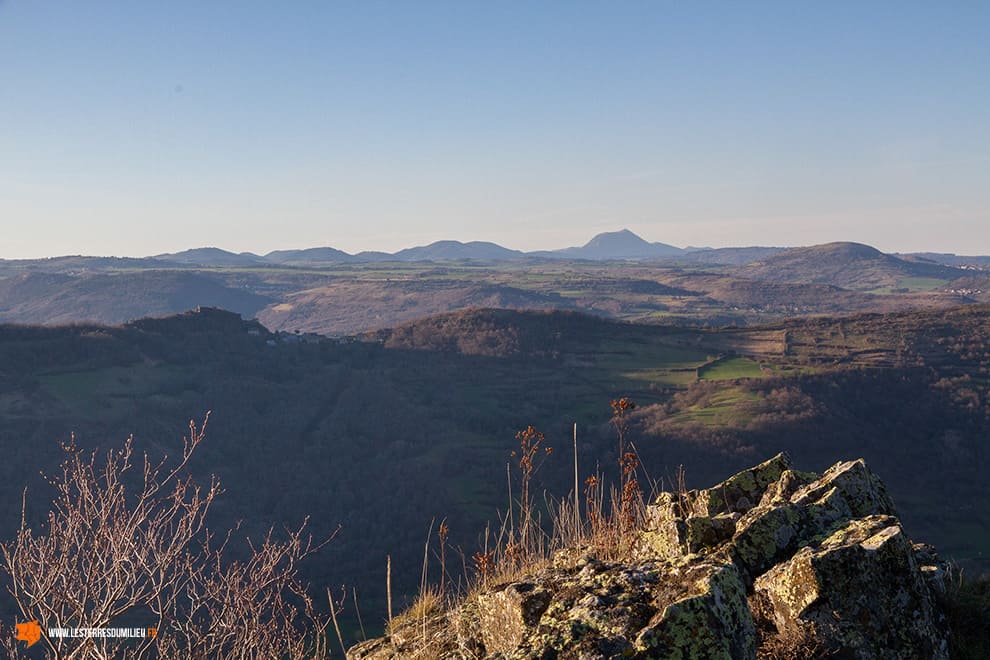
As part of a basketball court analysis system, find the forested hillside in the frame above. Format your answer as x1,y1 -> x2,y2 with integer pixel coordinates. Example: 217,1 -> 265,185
1,305 -> 988,641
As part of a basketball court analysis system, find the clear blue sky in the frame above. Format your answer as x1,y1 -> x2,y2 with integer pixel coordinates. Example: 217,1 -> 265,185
1,1 -> 988,257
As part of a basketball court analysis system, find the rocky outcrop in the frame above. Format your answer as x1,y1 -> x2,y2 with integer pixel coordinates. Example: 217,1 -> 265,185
349,454 -> 949,659
751,515 -> 946,658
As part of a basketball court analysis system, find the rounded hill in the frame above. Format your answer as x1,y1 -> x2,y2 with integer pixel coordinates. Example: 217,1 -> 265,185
740,242 -> 961,291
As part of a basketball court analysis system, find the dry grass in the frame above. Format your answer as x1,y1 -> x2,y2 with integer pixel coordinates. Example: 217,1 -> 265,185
388,585 -> 444,633
392,398 -> 652,657
756,621 -> 823,660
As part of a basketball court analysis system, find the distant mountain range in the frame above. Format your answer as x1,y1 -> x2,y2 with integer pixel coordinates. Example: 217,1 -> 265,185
3,229 -> 989,270
140,230 -> 990,270
2,229 -> 989,334
147,229 -> 726,266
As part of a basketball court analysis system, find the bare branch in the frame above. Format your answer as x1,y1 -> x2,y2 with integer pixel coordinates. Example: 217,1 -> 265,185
0,416 -> 336,659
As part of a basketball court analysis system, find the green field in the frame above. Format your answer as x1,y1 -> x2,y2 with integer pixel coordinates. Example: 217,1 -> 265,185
592,337 -> 711,389
37,364 -> 193,417
674,387 -> 762,426
698,356 -> 767,381
870,276 -> 949,294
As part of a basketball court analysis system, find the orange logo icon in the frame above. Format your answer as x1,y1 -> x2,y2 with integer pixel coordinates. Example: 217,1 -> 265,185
15,620 -> 41,647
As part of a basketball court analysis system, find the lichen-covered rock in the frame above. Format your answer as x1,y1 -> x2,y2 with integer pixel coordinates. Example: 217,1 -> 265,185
912,541 -> 949,597
632,455 -> 945,658
349,456 -> 948,660
756,468 -> 819,507
727,501 -> 804,579
474,581 -> 551,654
634,513 -> 738,560
789,459 -> 896,518
736,462 -> 893,576
752,515 -> 948,658
634,560 -> 755,659
636,454 -> 793,563
461,556 -> 756,659
520,558 -> 665,657
687,453 -> 793,518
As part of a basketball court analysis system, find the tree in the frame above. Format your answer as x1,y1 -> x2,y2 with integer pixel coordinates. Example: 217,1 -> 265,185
1,415 -> 339,659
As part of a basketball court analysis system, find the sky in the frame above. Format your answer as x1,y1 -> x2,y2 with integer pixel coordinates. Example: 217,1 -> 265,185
1,1 -> 988,258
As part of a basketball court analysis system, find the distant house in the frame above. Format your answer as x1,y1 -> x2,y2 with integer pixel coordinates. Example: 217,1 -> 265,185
272,331 -> 326,345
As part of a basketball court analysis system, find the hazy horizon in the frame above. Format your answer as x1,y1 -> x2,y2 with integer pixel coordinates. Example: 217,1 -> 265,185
4,227 -> 990,262
2,3 -> 987,259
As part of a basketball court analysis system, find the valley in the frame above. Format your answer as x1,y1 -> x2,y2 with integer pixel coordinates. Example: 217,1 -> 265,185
1,302 -> 988,641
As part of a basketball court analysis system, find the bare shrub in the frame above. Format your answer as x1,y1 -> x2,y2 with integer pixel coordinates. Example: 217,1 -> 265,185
0,416 -> 339,659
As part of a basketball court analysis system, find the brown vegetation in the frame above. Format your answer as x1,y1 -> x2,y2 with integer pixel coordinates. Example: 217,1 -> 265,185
0,417 -> 337,659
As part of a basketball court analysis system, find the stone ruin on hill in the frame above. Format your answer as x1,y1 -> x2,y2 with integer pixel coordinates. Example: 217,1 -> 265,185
350,454 -> 950,659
